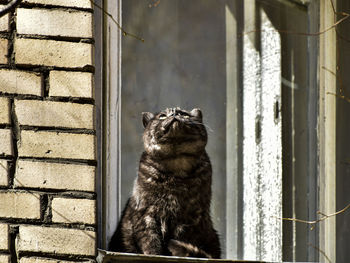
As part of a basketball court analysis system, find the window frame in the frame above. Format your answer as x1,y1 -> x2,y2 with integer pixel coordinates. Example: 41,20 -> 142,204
318,0 -> 337,261
94,0 -> 337,261
95,0 -> 123,250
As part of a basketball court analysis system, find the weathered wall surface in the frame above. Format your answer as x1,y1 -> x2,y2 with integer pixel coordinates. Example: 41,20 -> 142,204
0,0 -> 96,262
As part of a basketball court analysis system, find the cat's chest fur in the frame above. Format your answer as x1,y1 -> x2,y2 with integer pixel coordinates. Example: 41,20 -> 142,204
134,154 -> 208,211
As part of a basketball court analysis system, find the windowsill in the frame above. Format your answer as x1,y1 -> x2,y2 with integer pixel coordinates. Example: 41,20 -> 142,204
97,249 -> 266,263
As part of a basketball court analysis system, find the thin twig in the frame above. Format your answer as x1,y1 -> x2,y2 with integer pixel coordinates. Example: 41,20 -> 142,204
280,203 -> 350,228
336,28 -> 350,44
0,161 -> 7,171
89,0 -> 144,42
317,211 -> 328,217
322,66 -> 337,77
322,66 -> 343,94
244,12 -> 349,37
0,0 -> 22,18
328,0 -> 336,15
149,0 -> 161,8
308,243 -> 332,263
327,92 -> 350,103
323,203 -> 350,218
323,64 -> 346,99
243,0 -> 350,38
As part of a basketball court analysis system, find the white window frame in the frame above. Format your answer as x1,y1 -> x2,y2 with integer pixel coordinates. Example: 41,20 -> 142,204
318,0 -> 337,261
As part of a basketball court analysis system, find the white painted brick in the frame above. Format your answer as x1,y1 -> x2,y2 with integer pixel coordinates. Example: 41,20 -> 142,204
0,97 -> 10,125
22,0 -> 92,9
18,130 -> 95,160
15,160 -> 95,192
0,69 -> 42,96
0,224 -> 9,250
52,198 -> 95,224
17,225 -> 96,256
0,129 -> 12,156
49,71 -> 93,98
0,38 -> 7,64
0,160 -> 8,186
0,6 -> 9,32
0,192 -> 41,219
20,257 -> 91,263
15,38 -> 92,68
17,8 -> 92,38
15,100 -> 94,129
0,255 -> 10,263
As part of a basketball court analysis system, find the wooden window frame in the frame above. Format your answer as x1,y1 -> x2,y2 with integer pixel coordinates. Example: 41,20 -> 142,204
318,0 -> 337,261
95,0 -> 122,250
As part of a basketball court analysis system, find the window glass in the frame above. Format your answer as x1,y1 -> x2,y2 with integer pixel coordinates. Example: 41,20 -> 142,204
121,0 -> 229,257
118,0 -> 314,261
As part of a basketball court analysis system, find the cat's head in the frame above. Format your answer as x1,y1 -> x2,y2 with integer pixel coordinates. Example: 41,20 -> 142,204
142,107 -> 207,158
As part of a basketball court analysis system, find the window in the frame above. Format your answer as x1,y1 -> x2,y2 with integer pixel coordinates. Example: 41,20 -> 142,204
95,0 -> 350,262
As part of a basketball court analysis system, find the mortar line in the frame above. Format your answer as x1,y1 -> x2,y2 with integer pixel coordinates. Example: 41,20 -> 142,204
0,64 -> 95,73
17,251 -> 96,262
0,93 -> 95,105
18,157 -> 97,166
0,32 -> 10,39
18,3 -> 93,13
42,70 -> 50,97
1,220 -> 97,231
40,194 -> 52,223
16,34 -> 94,44
0,188 -> 97,199
19,126 -> 96,134
8,8 -> 16,69
9,98 -> 19,189
9,225 -> 19,263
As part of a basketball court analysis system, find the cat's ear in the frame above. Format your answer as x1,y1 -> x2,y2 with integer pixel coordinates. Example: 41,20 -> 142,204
142,112 -> 154,128
190,108 -> 202,122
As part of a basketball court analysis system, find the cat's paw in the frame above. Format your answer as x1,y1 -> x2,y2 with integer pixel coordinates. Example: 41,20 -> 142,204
168,239 -> 190,257
167,239 -> 211,258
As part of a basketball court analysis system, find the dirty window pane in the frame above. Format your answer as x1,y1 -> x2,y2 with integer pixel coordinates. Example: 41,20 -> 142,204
122,0 -> 230,258
119,0 -> 313,261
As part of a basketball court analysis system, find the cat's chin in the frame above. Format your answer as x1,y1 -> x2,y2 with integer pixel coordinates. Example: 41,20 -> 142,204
156,126 -> 203,142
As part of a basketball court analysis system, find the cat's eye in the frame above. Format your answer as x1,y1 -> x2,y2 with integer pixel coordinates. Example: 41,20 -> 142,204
159,115 -> 166,120
183,115 -> 189,119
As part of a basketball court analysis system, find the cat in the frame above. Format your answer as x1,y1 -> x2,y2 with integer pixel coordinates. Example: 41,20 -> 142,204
109,107 -> 221,258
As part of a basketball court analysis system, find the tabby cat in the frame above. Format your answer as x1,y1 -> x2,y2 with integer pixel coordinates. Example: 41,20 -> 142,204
109,107 -> 221,258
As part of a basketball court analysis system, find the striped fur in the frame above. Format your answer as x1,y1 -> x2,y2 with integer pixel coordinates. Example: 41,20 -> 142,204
109,108 -> 220,258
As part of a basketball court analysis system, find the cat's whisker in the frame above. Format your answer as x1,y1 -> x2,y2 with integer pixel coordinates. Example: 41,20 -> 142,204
202,124 -> 214,133
186,120 -> 214,133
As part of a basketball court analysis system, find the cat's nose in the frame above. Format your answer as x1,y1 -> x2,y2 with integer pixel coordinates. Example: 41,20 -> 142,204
166,108 -> 176,117
162,116 -> 176,131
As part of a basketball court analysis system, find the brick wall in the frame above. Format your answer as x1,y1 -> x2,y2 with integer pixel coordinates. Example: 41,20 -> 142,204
0,1 -> 96,262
